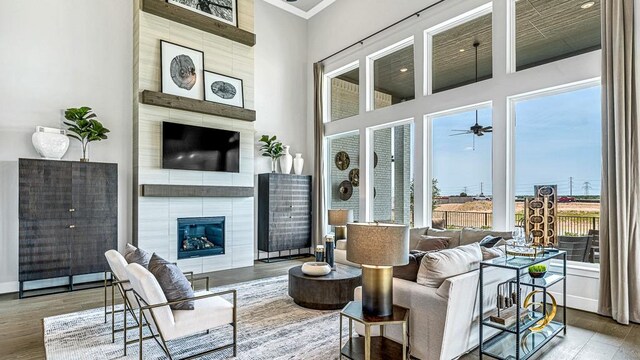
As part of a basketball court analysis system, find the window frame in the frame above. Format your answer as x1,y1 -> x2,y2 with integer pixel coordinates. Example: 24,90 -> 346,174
324,61 -> 361,123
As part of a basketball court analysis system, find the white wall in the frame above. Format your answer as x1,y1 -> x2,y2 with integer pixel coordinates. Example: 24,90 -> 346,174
254,1 -> 310,258
0,0 -> 132,293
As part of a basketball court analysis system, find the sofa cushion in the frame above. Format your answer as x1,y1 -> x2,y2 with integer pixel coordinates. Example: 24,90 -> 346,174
479,235 -> 503,248
393,250 -> 430,282
409,227 -> 429,250
481,246 -> 505,260
124,243 -> 152,268
426,228 -> 462,248
148,254 -> 195,310
336,239 -> 348,251
417,243 -> 483,288
415,236 -> 449,251
460,228 -> 513,246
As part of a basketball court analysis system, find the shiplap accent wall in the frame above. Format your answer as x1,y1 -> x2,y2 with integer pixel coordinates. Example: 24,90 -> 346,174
133,0 -> 256,273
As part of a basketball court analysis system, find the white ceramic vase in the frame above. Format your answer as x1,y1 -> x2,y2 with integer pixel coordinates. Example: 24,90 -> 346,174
279,145 -> 293,174
293,153 -> 304,175
32,126 -> 69,160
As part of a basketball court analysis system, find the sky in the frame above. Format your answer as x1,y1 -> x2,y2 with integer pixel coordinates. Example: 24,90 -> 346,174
432,85 -> 602,197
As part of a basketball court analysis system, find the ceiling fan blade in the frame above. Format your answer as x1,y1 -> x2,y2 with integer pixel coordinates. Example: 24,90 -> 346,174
449,133 -> 470,137
482,128 -> 493,133
451,129 -> 471,132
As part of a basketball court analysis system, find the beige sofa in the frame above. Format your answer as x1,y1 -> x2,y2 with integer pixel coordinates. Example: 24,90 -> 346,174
336,227 -> 514,360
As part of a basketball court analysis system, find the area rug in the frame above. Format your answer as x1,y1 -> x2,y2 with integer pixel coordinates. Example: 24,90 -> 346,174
44,275 -> 350,359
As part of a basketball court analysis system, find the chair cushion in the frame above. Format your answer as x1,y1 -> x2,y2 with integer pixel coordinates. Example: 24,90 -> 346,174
125,263 -> 174,334
166,292 -> 234,341
393,250 -> 430,282
415,235 -> 450,251
148,254 -> 195,310
417,243 -> 483,288
124,244 -> 152,268
105,249 -> 129,282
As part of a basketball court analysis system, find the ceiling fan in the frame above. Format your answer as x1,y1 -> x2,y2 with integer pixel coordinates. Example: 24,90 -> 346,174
450,41 -> 492,143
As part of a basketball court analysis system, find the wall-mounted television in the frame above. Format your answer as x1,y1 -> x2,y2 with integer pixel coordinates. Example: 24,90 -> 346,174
162,122 -> 240,173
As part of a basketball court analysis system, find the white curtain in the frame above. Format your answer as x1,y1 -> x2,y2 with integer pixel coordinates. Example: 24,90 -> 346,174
598,0 -> 640,325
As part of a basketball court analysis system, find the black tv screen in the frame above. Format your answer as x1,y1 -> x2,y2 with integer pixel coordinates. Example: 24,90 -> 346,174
162,122 -> 240,173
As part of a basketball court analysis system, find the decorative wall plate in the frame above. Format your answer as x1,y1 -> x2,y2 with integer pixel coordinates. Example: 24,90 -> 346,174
374,152 -> 379,168
338,180 -> 353,201
349,168 -> 360,187
335,151 -> 350,170
374,187 -> 377,199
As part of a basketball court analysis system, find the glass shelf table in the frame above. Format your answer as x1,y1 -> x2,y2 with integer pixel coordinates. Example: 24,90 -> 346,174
479,249 -> 567,360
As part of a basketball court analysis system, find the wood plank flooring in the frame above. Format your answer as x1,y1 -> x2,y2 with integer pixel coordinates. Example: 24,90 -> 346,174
0,258 -> 637,360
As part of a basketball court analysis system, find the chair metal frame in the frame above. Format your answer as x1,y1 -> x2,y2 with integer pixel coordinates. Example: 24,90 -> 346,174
126,286 -> 237,360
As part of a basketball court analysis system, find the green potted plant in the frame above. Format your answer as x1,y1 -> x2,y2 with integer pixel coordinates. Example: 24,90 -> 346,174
258,135 -> 284,173
63,107 -> 110,162
528,264 -> 547,278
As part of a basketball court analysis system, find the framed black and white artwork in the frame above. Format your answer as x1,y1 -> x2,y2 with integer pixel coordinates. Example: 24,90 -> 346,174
204,71 -> 244,108
167,0 -> 237,27
161,41 -> 204,100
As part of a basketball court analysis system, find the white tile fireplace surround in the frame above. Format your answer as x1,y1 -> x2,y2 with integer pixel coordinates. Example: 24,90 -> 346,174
138,196 -> 254,274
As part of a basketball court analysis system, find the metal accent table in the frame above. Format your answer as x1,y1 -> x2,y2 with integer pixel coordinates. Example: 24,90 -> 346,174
479,250 -> 567,360
288,265 -> 362,310
339,301 -> 409,360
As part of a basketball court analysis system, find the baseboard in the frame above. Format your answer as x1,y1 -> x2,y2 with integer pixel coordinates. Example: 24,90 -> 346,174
548,291 -> 599,313
0,281 -> 19,294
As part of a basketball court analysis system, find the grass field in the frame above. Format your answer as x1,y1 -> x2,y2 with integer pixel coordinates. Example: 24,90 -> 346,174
435,200 -> 600,217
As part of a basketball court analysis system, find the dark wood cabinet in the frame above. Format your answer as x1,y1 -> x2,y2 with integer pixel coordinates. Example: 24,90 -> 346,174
18,159 -> 118,291
258,173 -> 312,255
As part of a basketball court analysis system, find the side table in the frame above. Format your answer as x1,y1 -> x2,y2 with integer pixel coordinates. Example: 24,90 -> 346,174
339,301 -> 409,360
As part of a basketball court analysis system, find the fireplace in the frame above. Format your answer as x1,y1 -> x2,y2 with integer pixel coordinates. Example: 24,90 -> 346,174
177,217 -> 225,259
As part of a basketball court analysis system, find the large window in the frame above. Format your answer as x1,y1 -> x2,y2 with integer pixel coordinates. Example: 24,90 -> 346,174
431,107 -> 493,229
330,66 -> 360,121
371,40 -> 415,110
515,0 -> 601,70
429,8 -> 492,93
514,84 -> 601,263
371,123 -> 414,225
327,133 -> 361,221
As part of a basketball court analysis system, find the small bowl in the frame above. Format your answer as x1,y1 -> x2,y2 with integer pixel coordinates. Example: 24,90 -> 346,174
301,262 -> 332,276
529,271 -> 547,279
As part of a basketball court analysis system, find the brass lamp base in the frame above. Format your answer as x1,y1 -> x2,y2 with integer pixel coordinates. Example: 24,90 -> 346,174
361,265 -> 393,317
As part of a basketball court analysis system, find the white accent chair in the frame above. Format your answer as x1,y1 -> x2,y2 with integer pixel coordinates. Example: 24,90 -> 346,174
125,263 -> 237,360
104,250 -> 142,344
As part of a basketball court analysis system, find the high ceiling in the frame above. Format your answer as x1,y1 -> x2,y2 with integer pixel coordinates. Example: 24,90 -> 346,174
335,0 -> 601,99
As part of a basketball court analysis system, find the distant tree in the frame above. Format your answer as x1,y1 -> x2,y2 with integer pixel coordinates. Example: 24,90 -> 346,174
460,192 -> 468,197
432,178 -> 441,211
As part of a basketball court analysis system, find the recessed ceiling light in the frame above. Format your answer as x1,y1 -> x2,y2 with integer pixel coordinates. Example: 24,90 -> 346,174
580,1 -> 595,9
459,48 -> 465,52
400,67 -> 408,73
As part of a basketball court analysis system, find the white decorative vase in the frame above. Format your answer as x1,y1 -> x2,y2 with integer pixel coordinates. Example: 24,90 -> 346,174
293,153 -> 304,175
279,145 -> 293,174
31,126 -> 69,160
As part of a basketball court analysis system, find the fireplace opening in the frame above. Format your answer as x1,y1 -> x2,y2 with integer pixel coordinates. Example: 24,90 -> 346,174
177,217 -> 225,259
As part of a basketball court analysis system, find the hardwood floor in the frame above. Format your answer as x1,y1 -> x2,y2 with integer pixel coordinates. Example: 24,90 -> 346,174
0,258 -> 637,360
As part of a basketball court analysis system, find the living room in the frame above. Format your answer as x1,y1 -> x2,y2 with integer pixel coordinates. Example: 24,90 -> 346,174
0,0 -> 638,359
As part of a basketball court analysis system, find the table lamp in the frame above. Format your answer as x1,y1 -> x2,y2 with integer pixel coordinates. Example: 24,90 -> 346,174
328,209 -> 353,240
347,222 -> 409,317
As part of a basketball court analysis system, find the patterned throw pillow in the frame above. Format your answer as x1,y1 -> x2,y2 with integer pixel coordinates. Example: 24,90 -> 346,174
147,253 -> 195,310
124,244 -> 152,268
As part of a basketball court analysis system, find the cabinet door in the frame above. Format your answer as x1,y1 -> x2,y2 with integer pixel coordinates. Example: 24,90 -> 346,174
70,217 -> 117,275
19,219 -> 71,281
290,177 -> 311,248
72,162 -> 118,218
19,159 -> 72,220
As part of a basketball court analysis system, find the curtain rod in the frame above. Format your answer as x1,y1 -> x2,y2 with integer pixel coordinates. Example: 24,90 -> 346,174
318,0 -> 448,64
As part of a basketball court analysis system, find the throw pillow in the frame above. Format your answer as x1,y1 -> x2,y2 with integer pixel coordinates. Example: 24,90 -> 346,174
393,250 -> 430,282
147,253 -> 195,310
479,235 -> 503,248
414,235 -> 450,251
481,246 -> 505,260
417,243 -> 483,288
124,244 -> 152,268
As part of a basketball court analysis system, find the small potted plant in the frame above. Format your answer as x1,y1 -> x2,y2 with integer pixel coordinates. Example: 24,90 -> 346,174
258,135 -> 283,173
63,107 -> 110,162
528,264 -> 547,278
